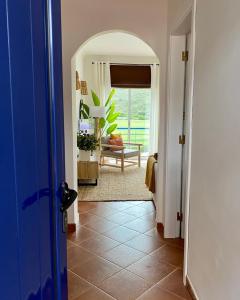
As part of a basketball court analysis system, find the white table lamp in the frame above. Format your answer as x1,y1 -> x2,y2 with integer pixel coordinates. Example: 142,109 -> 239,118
89,106 -> 106,118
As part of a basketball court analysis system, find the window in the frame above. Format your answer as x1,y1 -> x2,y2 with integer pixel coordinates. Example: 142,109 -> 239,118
110,65 -> 151,88
114,88 -> 151,156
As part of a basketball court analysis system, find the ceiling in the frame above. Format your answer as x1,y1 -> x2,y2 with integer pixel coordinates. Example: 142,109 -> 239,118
80,32 -> 156,57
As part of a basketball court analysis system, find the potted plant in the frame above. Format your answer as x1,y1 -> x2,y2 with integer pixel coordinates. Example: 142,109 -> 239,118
77,131 -> 97,161
91,89 -> 121,139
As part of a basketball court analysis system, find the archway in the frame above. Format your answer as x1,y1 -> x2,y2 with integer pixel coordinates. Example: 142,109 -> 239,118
67,30 -> 163,224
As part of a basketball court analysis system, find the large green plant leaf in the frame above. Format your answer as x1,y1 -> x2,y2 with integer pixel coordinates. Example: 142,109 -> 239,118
90,89 -> 120,136
99,117 -> 106,129
105,89 -> 115,107
82,103 -> 89,116
106,105 -> 112,115
106,102 -> 115,119
80,110 -> 88,119
107,112 -> 121,123
91,90 -> 100,106
107,123 -> 118,134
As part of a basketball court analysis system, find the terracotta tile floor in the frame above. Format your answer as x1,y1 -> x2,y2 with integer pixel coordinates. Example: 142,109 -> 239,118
67,201 -> 191,300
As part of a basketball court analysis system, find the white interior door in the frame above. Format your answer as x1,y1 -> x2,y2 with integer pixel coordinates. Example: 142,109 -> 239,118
181,33 -> 192,238
165,35 -> 186,238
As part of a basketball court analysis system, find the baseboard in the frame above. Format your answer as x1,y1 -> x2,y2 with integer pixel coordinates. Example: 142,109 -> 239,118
186,275 -> 199,300
68,223 -> 76,233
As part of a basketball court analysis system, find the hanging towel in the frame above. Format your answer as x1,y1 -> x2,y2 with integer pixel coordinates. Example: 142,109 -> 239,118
145,155 -> 157,193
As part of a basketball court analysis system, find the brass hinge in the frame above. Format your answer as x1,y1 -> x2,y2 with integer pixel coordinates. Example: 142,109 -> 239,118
177,212 -> 183,222
179,134 -> 186,145
182,50 -> 189,62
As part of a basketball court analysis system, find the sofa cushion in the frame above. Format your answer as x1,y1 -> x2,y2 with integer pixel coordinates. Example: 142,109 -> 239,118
110,133 -> 122,140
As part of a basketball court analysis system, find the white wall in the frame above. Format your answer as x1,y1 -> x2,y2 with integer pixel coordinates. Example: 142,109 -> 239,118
186,0 -> 240,299
61,0 -> 168,224
168,0 -> 192,33
169,0 -> 240,298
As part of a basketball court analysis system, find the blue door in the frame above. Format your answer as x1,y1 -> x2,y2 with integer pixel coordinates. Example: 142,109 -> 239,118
0,0 -> 73,299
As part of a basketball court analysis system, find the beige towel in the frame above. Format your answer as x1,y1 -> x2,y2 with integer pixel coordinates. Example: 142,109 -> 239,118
145,156 -> 157,193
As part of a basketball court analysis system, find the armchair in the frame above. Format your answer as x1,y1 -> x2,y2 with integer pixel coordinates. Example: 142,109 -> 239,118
100,137 -> 142,172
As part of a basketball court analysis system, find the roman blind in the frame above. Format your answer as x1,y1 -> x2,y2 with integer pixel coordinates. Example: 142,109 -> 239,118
110,64 -> 151,88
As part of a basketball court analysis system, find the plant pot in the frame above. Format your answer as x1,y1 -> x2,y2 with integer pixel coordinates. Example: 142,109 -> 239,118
79,150 -> 91,161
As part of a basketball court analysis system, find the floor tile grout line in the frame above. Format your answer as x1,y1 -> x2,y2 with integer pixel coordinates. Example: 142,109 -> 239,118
68,232 -> 175,271
68,245 -> 177,274
135,283 -> 187,300
156,267 -> 180,284
88,212 -> 155,222
68,228 -> 182,271
68,238 -> 148,270
78,201 -> 156,222
70,223 -> 163,247
79,198 -> 139,211
70,277 -> 118,300
78,222 -> 158,236
68,239 -> 179,281
120,242 -> 167,256
68,247 -> 179,284
67,269 -> 93,299
73,201 -> 185,298
68,266 -> 122,299
158,285 -> 190,300
69,264 -> 188,300
123,262 -> 179,286
68,238 -> 145,269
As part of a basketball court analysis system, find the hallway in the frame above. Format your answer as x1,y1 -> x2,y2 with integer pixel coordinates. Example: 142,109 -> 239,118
67,201 -> 191,300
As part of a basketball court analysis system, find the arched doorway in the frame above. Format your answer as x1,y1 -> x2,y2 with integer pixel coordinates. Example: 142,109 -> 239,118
70,30 -> 161,218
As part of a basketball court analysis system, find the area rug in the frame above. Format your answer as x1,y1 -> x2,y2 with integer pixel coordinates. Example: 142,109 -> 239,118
78,165 -> 152,201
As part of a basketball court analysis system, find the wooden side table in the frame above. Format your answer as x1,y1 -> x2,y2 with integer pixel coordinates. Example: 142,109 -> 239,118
78,160 -> 99,186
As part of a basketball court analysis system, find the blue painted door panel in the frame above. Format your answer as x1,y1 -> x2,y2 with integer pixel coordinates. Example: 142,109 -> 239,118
0,2 -> 21,299
47,0 -> 68,298
0,0 -> 67,299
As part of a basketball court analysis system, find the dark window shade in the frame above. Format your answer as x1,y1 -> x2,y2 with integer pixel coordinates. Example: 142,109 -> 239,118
110,65 -> 151,88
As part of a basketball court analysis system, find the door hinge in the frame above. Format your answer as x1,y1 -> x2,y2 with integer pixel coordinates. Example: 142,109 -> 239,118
177,212 -> 183,222
179,134 -> 186,145
182,50 -> 189,62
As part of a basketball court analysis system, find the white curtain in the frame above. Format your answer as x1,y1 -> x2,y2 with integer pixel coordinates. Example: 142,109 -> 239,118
149,64 -> 160,154
92,61 -> 111,105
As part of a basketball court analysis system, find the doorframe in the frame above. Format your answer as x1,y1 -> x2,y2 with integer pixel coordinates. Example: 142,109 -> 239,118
164,0 -> 197,284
